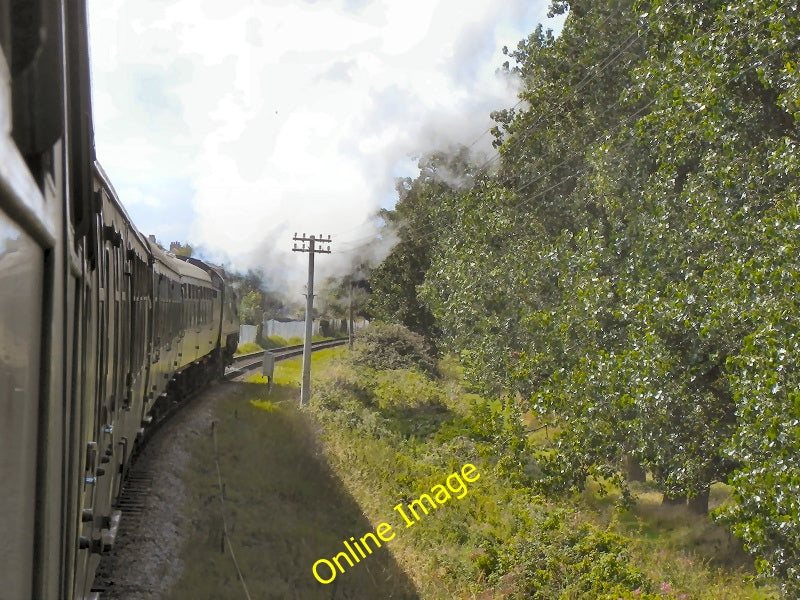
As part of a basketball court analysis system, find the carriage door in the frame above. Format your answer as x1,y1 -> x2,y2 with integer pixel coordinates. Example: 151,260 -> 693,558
0,208 -> 46,600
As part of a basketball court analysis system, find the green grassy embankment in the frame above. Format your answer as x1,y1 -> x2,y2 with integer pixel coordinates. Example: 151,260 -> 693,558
303,352 -> 776,599
168,347 -> 777,599
166,349 -> 418,600
235,335 -> 336,356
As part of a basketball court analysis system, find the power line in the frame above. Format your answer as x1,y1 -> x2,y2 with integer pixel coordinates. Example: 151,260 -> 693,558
356,4 -> 789,248
324,4 -> 790,273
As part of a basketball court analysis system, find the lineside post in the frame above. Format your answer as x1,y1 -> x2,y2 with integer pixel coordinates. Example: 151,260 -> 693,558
292,233 -> 331,406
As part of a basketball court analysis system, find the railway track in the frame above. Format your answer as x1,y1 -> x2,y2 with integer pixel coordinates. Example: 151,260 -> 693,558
225,338 -> 348,379
95,338 -> 348,597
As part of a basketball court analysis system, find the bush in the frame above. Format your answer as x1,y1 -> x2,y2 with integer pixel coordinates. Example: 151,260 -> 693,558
351,322 -> 438,376
477,521 -> 655,600
235,342 -> 263,356
260,335 -> 288,349
370,369 -> 445,410
312,367 -> 372,411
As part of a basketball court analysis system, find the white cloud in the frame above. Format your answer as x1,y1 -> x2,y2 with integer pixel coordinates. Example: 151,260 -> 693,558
88,0 -> 559,290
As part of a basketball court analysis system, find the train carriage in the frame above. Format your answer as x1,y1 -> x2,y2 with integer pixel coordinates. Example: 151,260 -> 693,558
0,3 -> 240,598
147,243 -> 183,421
183,256 -> 240,370
1,1 -> 91,598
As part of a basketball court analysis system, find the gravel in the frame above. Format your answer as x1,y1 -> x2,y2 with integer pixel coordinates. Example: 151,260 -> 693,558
95,382 -> 228,600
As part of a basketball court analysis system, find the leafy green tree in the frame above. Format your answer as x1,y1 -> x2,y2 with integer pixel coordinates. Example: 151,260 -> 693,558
369,149 -> 477,345
170,241 -> 193,257
238,290 -> 263,326
622,0 -> 800,591
320,272 -> 370,320
228,268 -> 286,325
369,0 -> 799,591
421,0 -> 660,498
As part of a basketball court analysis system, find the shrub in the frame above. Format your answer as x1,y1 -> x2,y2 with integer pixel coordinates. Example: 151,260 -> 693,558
261,335 -> 288,349
370,369 -> 445,410
351,322 -> 438,376
479,522 -> 656,599
235,342 -> 263,356
312,366 -> 372,411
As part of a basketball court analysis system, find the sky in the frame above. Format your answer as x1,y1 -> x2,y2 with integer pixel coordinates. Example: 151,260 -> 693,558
87,0 -> 561,292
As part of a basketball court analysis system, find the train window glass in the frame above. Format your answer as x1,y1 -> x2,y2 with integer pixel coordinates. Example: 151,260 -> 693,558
0,211 -> 44,599
99,250 -> 109,414
0,1 -> 10,62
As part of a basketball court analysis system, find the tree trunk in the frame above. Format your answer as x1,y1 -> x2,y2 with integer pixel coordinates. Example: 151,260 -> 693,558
687,486 -> 710,515
662,489 -> 687,506
622,455 -> 646,482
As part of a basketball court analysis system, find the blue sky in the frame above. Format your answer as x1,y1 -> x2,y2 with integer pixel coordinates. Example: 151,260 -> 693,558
87,0 -> 561,289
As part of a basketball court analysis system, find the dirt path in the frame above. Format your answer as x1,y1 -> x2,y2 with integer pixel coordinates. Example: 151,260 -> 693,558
96,379 -> 419,599
95,381 -> 225,599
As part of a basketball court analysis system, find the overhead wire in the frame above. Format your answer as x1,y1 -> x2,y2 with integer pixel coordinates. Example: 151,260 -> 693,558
324,2 -> 651,254
354,3 -> 788,248
325,2 -> 789,265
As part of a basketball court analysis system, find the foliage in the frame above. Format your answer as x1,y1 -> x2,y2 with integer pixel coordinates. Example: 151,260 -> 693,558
478,524 -> 656,600
307,349 -> 767,598
319,272 -> 371,323
227,267 -> 288,324
262,335 -> 288,349
368,149 -> 480,345
366,0 -> 799,592
234,341 -> 262,356
350,322 -> 438,376
238,290 -> 263,326
169,241 -> 193,257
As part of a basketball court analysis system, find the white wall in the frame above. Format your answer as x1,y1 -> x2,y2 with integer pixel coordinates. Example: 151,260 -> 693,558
239,324 -> 258,345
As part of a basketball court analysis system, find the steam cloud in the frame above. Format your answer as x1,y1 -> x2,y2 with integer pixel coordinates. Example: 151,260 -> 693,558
88,0 -> 561,296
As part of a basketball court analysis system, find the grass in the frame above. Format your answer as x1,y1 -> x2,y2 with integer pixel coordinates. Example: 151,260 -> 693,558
304,354 -> 778,599
166,355 -> 419,599
245,347 -> 343,388
239,334 -> 341,355
575,480 -> 774,599
233,341 -> 263,356
166,347 -> 778,599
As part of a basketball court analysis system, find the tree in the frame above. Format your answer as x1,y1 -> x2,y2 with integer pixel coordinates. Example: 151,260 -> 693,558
238,290 -> 263,326
625,0 -> 800,590
368,0 -> 800,591
368,149 -> 477,345
319,271 -> 371,337
169,241 -> 193,257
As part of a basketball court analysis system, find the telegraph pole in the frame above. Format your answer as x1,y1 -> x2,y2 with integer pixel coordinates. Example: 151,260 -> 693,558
292,233 -> 331,406
348,279 -> 354,350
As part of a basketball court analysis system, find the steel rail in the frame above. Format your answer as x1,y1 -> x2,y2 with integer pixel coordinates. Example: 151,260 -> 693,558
226,338 -> 347,379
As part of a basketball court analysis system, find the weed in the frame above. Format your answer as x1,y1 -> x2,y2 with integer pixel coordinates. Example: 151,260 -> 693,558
234,341 -> 263,356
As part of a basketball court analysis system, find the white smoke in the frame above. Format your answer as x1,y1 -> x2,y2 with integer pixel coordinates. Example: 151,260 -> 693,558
88,0 -> 561,295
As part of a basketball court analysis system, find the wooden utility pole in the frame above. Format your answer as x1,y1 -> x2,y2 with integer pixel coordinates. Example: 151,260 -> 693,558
349,278 -> 354,350
292,233 -> 331,406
